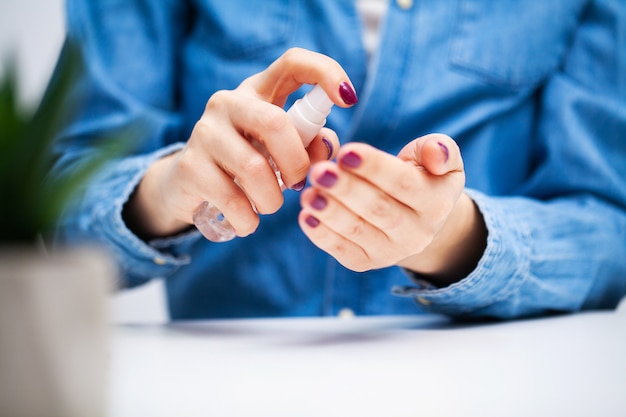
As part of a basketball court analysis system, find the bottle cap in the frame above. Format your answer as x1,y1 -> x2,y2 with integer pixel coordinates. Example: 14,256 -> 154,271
287,85 -> 334,147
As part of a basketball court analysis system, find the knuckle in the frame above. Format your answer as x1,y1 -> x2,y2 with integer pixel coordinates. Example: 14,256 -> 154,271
192,119 -> 211,139
220,191 -> 244,212
205,90 -> 230,111
281,47 -> 304,64
392,173 -> 417,196
346,218 -> 367,239
221,199 -> 259,237
240,152 -> 269,177
257,105 -> 289,134
368,198 -> 391,218
176,152 -> 195,178
368,197 -> 404,232
331,241 -> 349,259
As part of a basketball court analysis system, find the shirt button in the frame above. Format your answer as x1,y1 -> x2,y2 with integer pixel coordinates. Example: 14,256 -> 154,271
153,257 -> 167,265
338,308 -> 355,319
417,296 -> 432,306
396,0 -> 413,10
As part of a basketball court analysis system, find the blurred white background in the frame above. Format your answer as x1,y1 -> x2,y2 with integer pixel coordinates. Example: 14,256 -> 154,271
0,0 -> 65,107
1,0 -> 167,323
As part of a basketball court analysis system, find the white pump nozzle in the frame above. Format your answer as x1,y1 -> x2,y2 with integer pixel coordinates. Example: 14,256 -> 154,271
286,84 -> 334,147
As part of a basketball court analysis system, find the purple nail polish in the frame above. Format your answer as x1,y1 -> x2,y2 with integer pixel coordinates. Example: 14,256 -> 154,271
438,142 -> 449,163
322,137 -> 333,160
310,194 -> 327,210
339,82 -> 358,105
305,215 -> 320,228
340,151 -> 361,168
291,179 -> 307,191
317,170 -> 338,188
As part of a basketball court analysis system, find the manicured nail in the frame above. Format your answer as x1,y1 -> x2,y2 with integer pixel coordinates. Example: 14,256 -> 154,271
322,137 -> 333,160
317,170 -> 338,188
291,179 -> 307,191
305,215 -> 320,228
340,151 -> 361,168
310,194 -> 327,210
339,82 -> 358,105
438,142 -> 449,163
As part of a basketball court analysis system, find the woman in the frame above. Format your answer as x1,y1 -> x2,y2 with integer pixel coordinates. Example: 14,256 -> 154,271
53,0 -> 626,319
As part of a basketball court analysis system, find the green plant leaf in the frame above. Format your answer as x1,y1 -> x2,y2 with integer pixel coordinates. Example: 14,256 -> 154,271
0,59 -> 30,183
0,41 -> 130,243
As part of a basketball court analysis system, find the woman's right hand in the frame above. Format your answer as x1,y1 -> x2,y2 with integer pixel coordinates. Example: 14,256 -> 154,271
123,48 -> 358,240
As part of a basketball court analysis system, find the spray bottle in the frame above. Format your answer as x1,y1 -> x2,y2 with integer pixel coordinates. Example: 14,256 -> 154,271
193,84 -> 334,242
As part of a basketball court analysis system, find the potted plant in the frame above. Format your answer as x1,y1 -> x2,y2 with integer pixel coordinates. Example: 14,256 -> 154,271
0,44 -> 118,417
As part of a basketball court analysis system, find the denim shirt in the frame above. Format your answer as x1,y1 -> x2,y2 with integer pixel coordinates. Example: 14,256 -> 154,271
54,0 -> 626,320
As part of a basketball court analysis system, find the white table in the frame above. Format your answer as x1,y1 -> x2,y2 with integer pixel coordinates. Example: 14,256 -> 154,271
108,311 -> 626,417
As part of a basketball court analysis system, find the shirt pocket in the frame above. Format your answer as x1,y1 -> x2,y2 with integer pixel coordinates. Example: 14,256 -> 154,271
195,0 -> 296,58
449,0 -> 584,90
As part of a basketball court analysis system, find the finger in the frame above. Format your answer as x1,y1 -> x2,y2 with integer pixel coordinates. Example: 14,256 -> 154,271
297,207 -> 374,272
306,161 -> 422,239
207,90 -> 309,189
241,48 -> 358,108
333,141 -> 464,211
398,133 -> 463,176
177,139 -> 261,237
306,127 -> 340,163
198,167 -> 261,238
299,186 -> 410,266
193,115 -> 284,217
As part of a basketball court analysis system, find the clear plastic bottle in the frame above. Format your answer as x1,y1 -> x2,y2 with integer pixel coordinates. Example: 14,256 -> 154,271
193,85 -> 334,242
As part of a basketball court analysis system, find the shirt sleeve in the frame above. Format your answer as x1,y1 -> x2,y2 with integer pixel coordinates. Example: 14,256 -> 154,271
393,0 -> 626,319
52,0 -> 197,288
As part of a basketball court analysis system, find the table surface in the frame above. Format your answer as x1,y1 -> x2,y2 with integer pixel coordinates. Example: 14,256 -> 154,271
107,310 -> 626,417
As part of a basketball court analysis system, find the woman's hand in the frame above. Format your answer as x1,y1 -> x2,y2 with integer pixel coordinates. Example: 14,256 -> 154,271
123,48 -> 358,240
299,133 -> 487,285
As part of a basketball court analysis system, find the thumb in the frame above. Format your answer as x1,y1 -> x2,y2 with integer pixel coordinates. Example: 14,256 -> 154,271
399,133 -> 463,176
239,48 -> 357,108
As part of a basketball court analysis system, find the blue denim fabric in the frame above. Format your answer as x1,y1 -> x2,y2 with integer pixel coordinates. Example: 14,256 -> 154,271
54,0 -> 626,319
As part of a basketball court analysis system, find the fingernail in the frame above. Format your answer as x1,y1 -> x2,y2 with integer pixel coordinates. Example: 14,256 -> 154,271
305,215 -> 320,228
438,142 -> 449,163
322,137 -> 333,160
291,179 -> 307,191
317,170 -> 338,188
310,194 -> 327,210
339,82 -> 358,105
340,151 -> 361,168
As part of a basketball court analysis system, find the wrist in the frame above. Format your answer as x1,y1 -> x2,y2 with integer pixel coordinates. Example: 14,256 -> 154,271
122,153 -> 189,240
398,193 -> 487,287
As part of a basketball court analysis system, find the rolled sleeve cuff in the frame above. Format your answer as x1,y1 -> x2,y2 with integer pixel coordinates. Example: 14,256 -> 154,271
90,142 -> 200,287
392,189 -> 532,318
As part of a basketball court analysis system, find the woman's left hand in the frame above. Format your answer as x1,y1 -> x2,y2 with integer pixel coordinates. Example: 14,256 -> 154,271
299,133 -> 486,284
